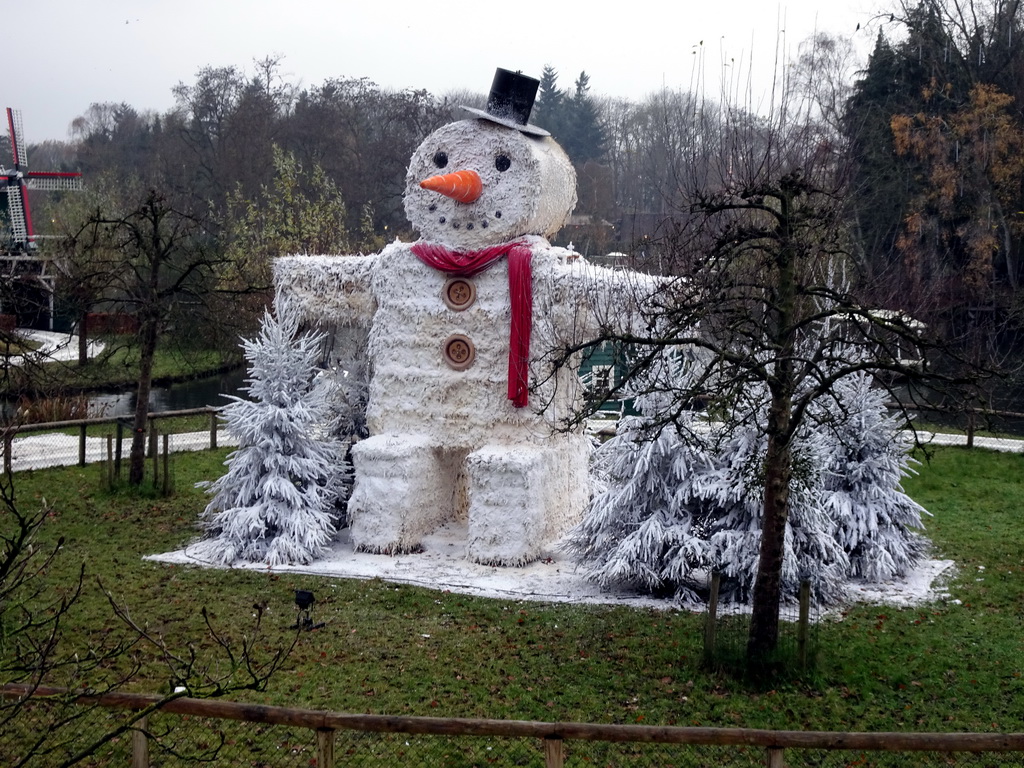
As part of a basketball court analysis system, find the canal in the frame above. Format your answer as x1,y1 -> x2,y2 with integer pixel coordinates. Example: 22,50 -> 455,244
87,368 -> 249,418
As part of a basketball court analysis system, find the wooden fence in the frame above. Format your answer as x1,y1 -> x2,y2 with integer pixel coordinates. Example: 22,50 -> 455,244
888,399 -> 1024,447
1,406 -> 221,473
4,684 -> 1024,768
3,400 -> 1020,475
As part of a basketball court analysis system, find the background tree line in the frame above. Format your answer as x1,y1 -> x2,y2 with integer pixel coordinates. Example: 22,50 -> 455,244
8,0 -> 1023,325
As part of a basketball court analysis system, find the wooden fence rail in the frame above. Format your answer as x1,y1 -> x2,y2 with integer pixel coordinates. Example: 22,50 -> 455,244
5,684 -> 1024,768
1,406 -> 219,436
1,407 -> 220,472
887,399 -> 1024,448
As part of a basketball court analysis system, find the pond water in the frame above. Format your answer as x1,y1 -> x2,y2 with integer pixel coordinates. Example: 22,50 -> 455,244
88,368 -> 249,418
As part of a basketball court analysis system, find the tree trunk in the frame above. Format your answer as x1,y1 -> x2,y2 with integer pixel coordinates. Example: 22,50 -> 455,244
747,408 -> 793,660
747,180 -> 798,661
78,312 -> 89,366
128,316 -> 159,486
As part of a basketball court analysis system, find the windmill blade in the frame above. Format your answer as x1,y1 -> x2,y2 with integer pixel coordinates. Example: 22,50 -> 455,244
6,108 -> 25,169
20,181 -> 36,244
4,185 -> 30,244
26,172 -> 83,192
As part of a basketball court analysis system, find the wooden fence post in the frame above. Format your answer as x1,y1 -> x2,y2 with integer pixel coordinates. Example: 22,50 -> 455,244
798,581 -> 811,671
115,422 -> 124,479
317,728 -> 335,768
151,425 -> 159,486
209,409 -> 217,450
162,434 -> 170,496
106,434 -> 114,490
132,714 -> 149,768
148,418 -> 157,459
78,425 -> 87,467
3,432 -> 11,475
544,737 -> 564,768
704,572 -> 721,665
766,746 -> 785,767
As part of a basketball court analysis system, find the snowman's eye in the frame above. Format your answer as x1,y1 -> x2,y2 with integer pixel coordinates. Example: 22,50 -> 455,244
495,154 -> 512,172
433,151 -> 448,169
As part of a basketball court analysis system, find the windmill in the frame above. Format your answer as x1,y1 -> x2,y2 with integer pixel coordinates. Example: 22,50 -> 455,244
0,108 -> 83,329
2,108 -> 83,253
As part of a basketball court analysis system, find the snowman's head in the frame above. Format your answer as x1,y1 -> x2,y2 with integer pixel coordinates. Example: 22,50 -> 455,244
404,119 -> 577,251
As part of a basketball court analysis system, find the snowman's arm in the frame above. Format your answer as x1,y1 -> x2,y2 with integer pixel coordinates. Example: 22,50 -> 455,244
541,257 -> 664,340
273,253 -> 380,327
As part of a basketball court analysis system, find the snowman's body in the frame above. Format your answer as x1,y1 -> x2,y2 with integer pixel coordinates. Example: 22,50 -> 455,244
275,116 -> 645,565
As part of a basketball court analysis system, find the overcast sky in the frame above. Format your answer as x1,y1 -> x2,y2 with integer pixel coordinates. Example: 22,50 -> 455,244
12,0 -> 887,148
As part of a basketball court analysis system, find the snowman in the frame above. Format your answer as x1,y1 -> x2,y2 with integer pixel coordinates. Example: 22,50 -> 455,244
275,68 -> 647,565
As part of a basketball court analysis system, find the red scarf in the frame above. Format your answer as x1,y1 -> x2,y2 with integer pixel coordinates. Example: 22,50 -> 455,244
412,241 -> 533,408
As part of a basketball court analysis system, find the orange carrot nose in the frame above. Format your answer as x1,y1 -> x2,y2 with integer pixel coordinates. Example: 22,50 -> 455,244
420,169 -> 483,204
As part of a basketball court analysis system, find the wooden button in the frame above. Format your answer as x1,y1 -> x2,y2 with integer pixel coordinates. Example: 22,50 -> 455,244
442,334 -> 475,370
442,278 -> 476,311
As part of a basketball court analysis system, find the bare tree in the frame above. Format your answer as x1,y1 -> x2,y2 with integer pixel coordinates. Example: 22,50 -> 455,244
789,32 -> 858,140
68,189 -> 226,486
0,465 -> 294,766
287,77 -> 449,240
559,36 -> 976,663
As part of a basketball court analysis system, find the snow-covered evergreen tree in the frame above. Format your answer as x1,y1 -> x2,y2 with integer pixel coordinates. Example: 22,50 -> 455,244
697,389 -> 849,605
568,410 -> 714,603
199,305 -> 349,566
817,369 -> 928,581
568,343 -> 920,606
566,350 -> 715,604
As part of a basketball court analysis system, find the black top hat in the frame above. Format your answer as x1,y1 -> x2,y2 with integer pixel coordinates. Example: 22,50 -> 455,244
462,68 -> 550,137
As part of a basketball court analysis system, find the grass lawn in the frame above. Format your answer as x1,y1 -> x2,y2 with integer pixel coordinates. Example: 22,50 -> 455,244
4,446 -> 1024,734
0,334 -> 43,357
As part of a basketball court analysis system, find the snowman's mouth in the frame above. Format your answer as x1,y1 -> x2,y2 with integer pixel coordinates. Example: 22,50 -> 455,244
432,210 -> 501,232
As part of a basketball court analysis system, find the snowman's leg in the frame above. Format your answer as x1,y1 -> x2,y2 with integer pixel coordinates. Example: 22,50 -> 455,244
348,433 -> 452,554
464,445 -> 565,566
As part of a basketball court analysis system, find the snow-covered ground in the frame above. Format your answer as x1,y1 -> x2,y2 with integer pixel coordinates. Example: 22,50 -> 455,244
149,522 -> 958,614
8,329 -> 105,364
913,430 -> 1024,453
7,430 -> 239,472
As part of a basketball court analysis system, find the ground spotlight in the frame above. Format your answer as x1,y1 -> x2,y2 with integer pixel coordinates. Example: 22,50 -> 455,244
292,589 -> 324,630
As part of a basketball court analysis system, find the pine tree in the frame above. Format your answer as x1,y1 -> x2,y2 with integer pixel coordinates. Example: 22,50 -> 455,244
565,351 -> 715,604
818,369 -> 928,581
534,65 -> 567,140
569,348 -> 924,606
564,72 -> 607,165
699,386 -> 849,605
567,351 -> 847,605
199,305 -> 349,566
567,412 -> 709,603
844,31 -> 921,275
